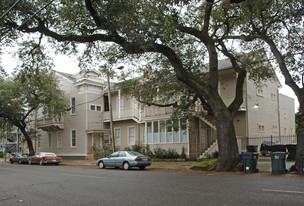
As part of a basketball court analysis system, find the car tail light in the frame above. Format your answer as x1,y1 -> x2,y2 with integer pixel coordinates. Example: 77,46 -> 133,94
148,158 -> 151,161
135,157 -> 141,161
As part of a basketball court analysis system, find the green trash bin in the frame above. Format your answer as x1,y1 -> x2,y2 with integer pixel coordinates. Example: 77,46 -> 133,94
243,152 -> 259,173
301,153 -> 304,175
270,152 -> 286,174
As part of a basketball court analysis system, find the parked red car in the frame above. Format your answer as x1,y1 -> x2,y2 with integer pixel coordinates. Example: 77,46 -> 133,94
28,152 -> 62,166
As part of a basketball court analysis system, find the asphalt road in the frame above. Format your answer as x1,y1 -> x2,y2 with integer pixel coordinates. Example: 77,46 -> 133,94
0,162 -> 304,206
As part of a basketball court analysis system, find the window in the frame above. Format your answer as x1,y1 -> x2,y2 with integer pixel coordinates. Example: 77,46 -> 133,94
142,127 -> 145,144
153,121 -> 159,143
256,86 -> 264,97
147,122 -> 152,144
160,120 -> 166,143
271,93 -> 276,101
173,120 -> 179,142
90,105 -> 96,111
181,122 -> 188,142
145,120 -> 188,144
258,125 -> 264,133
90,104 -> 102,111
129,127 -> 135,145
71,97 -> 76,114
57,132 -> 62,148
166,120 -> 173,142
48,133 -> 53,148
71,130 -> 76,147
104,96 -> 109,111
119,151 -> 126,157
114,128 -> 121,146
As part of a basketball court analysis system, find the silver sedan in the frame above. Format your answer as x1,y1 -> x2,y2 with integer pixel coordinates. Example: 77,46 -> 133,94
96,151 -> 152,170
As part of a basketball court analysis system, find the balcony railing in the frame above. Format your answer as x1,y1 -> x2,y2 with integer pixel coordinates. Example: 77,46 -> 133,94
37,117 -> 64,131
104,108 -> 140,122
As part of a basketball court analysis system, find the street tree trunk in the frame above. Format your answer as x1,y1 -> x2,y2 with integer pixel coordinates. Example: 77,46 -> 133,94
18,126 -> 35,156
208,91 -> 240,170
296,101 -> 304,171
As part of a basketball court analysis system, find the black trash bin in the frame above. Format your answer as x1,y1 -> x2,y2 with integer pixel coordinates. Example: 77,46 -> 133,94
243,152 -> 259,173
272,144 -> 286,153
301,153 -> 304,175
286,144 -> 296,160
246,145 -> 258,153
270,152 -> 286,174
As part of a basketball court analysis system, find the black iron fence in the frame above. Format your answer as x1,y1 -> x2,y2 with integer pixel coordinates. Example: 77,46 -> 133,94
237,135 -> 297,161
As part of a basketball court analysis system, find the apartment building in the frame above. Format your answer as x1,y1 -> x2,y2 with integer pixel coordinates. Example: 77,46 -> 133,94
34,59 -> 295,160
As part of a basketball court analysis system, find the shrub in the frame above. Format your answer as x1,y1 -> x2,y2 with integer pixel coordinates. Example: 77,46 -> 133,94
181,146 -> 186,159
132,143 -> 145,153
151,147 -> 180,159
166,148 -> 179,159
152,147 -> 167,159
0,152 -> 3,158
124,147 -> 132,151
93,146 -> 113,159
145,144 -> 153,157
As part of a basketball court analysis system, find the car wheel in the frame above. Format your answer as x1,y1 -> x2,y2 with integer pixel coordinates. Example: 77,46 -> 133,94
123,162 -> 130,170
28,160 -> 32,165
10,160 -> 13,164
98,161 -> 105,169
18,159 -> 22,164
39,160 -> 44,166
139,166 -> 145,170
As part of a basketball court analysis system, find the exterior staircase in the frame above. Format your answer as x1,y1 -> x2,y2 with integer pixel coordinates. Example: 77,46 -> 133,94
200,140 -> 218,158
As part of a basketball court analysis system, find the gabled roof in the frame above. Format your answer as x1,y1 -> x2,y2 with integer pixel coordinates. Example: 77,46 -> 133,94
56,71 -> 76,82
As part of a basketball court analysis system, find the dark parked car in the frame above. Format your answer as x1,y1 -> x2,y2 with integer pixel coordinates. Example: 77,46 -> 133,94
96,151 -> 152,170
9,153 -> 29,164
260,140 -> 280,156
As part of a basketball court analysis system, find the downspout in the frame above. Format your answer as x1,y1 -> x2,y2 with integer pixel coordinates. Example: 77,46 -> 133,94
85,85 -> 88,159
277,87 -> 281,140
245,75 -> 249,142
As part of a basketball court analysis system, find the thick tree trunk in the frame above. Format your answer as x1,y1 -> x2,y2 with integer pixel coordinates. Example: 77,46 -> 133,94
208,91 -> 240,171
215,108 -> 239,170
19,126 -> 35,156
295,102 -> 304,171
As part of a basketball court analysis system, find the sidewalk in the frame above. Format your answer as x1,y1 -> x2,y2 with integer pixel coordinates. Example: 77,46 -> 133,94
61,158 -> 296,173
0,158 -> 296,173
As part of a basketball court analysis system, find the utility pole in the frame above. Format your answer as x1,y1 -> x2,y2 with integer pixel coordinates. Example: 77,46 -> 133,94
104,65 -> 124,153
106,71 -> 115,152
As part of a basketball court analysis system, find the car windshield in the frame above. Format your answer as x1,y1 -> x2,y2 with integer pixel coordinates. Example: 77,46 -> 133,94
22,154 -> 29,157
127,151 -> 144,157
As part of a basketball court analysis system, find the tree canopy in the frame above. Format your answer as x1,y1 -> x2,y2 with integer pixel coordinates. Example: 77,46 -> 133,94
1,0 -> 301,170
0,43 -> 66,155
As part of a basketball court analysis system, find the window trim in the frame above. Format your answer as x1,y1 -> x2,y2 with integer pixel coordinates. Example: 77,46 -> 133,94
57,131 -> 62,149
256,86 -> 264,97
71,129 -> 77,148
128,126 -> 136,145
258,124 -> 265,133
70,97 -> 76,115
48,133 -> 53,149
114,127 -> 121,146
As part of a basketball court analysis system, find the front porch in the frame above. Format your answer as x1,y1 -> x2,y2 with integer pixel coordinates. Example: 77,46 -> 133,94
86,129 -> 112,160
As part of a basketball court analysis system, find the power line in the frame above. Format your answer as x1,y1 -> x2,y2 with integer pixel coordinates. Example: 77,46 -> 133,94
0,0 -> 56,42
0,0 -> 21,20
